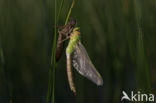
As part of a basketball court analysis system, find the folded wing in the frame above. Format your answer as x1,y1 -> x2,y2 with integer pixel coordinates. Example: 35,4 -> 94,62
72,42 -> 103,86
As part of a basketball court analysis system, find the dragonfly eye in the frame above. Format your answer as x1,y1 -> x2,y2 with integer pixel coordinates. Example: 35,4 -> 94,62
73,27 -> 80,32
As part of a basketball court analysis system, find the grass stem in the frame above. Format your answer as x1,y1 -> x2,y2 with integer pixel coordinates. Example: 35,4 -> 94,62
65,0 -> 76,25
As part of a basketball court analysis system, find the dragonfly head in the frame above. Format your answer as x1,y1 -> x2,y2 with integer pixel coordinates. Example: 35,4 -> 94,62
72,27 -> 80,36
73,27 -> 80,31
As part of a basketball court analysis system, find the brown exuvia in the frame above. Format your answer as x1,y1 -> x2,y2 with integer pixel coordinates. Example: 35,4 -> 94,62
56,19 -> 77,62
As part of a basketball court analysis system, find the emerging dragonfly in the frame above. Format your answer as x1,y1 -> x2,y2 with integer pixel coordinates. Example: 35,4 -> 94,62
66,27 -> 103,94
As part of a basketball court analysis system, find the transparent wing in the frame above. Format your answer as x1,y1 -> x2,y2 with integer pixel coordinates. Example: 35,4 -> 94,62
72,42 -> 103,86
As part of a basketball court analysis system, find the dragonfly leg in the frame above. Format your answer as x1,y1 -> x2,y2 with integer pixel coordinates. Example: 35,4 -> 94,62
60,36 -> 71,44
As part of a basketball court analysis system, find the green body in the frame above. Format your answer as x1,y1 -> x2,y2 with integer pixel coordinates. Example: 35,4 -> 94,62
66,27 -> 80,54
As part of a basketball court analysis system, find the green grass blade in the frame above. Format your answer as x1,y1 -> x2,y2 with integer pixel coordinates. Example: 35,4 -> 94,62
56,0 -> 65,23
133,0 -> 151,94
46,0 -> 57,103
65,0 -> 76,25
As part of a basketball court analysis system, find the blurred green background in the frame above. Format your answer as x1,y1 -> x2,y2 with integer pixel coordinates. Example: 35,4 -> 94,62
0,0 -> 156,103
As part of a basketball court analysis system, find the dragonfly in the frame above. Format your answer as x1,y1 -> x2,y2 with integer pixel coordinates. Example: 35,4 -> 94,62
66,27 -> 103,94
56,19 -> 77,62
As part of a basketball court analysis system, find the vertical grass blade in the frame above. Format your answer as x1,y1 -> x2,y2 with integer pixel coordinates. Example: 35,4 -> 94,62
133,0 -> 151,93
65,0 -> 76,25
56,0 -> 65,23
46,0 -> 57,103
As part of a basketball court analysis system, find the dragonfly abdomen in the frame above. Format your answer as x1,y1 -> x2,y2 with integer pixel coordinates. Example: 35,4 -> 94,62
66,52 -> 76,94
